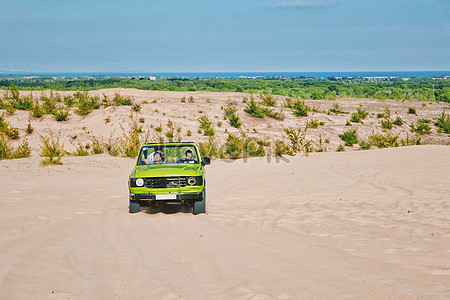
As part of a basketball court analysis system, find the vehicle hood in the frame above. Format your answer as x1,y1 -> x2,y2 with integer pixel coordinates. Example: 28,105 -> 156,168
132,164 -> 202,178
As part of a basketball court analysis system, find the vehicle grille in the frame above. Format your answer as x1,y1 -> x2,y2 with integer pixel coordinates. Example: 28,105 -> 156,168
144,177 -> 187,188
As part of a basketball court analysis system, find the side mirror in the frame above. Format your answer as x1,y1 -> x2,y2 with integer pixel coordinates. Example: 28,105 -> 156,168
201,157 -> 210,166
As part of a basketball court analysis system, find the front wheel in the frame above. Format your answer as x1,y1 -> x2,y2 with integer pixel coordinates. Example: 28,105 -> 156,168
193,189 -> 206,215
129,201 -> 141,213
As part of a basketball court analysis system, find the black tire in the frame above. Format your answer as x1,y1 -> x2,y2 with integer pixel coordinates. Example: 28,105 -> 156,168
193,189 -> 206,215
129,201 -> 141,213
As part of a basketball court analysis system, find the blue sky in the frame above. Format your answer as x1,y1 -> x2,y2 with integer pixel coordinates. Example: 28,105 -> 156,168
1,0 -> 449,73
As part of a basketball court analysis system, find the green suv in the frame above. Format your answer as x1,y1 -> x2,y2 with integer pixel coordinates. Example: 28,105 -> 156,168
128,142 -> 210,214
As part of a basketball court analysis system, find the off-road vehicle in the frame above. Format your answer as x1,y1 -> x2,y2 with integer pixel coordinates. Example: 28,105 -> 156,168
128,142 -> 210,214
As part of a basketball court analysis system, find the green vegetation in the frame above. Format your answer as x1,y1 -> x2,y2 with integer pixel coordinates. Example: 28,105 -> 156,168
435,110 -> 450,133
289,99 -> 310,117
410,119 -> 432,135
224,100 -> 242,128
358,140 -> 372,150
305,118 -> 325,128
40,130 -> 65,165
75,143 -> 89,156
283,127 -> 312,154
393,116 -> 404,126
91,136 -> 105,154
329,102 -> 349,114
408,107 -> 416,114
224,132 -> 266,159
380,118 -> 394,130
198,114 -> 215,136
339,130 -> 358,146
336,144 -> 345,152
244,96 -> 265,118
53,109 -> 69,121
243,95 -> 285,120
198,135 -> 222,158
369,132 -> 399,148
0,113 -> 20,140
2,75 -> 450,103
0,134 -> 31,159
400,133 -> 422,146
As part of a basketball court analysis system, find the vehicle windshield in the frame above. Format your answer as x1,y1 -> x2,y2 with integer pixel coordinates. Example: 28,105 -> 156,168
137,144 -> 199,165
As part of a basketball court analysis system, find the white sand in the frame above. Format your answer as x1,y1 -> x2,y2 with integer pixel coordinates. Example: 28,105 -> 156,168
0,145 -> 449,299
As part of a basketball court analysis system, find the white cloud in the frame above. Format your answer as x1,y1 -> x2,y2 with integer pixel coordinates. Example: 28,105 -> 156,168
275,1 -> 335,9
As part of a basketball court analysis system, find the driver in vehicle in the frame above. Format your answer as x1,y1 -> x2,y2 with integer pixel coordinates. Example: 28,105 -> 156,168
185,149 -> 193,159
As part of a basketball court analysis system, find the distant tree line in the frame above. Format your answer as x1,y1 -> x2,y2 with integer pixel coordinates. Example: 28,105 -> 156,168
0,76 -> 449,102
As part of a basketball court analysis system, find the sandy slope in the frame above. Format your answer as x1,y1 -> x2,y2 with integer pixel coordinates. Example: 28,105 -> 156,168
0,145 -> 449,299
1,88 -> 449,155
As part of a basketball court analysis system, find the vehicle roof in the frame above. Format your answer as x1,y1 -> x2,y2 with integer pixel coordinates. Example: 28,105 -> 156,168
141,142 -> 198,147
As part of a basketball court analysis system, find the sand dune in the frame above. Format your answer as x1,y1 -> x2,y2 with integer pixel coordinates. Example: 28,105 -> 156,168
0,145 -> 449,299
1,88 -> 449,155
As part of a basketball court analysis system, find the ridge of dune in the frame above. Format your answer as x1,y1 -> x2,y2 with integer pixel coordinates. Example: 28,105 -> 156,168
0,145 -> 449,299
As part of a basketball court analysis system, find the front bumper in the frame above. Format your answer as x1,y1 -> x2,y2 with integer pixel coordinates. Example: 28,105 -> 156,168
130,192 -> 203,204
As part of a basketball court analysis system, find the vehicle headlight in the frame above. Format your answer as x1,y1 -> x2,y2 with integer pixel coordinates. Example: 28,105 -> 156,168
136,178 -> 144,187
187,177 -> 196,186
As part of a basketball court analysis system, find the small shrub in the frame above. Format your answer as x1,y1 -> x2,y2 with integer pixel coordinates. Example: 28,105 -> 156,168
244,96 -> 265,118
400,133 -> 421,146
155,126 -> 162,132
75,91 -> 100,115
336,144 -> 345,152
186,130 -> 192,136
64,96 -> 75,107
113,93 -> 133,106
0,134 -> 12,159
6,127 -> 19,140
6,106 -> 15,115
435,110 -> 450,133
12,139 -> 31,158
408,107 -> 416,114
329,103 -> 349,115
356,106 -> 368,119
26,121 -> 34,134
53,110 -> 69,121
132,103 -> 141,112
31,100 -> 44,118
369,132 -> 399,148
265,109 -> 285,120
410,119 -> 431,135
181,96 -> 186,103
75,144 -> 89,156
305,118 -> 325,128
138,117 -> 145,123
283,127 -> 311,154
377,113 -> 384,118
358,140 -> 372,150
350,113 -> 361,123
381,118 -> 393,130
291,99 -> 309,117
198,134 -> 222,158
339,130 -> 358,146
91,137 -> 105,154
198,114 -> 215,136
40,130 -> 64,165
225,133 -> 245,159
188,96 -> 195,103
165,119 -> 182,142
273,139 -> 290,156
345,120 -> 352,126
393,116 -> 404,126
259,94 -> 276,106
